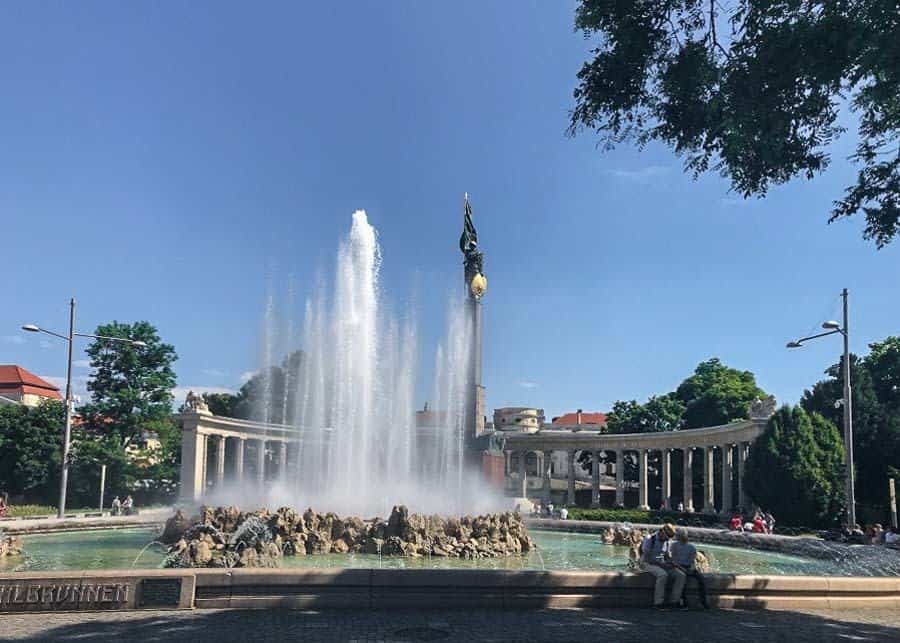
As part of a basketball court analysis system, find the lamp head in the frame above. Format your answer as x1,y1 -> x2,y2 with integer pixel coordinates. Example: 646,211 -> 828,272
786,341 -> 803,349
132,341 -> 147,348
822,320 -> 841,330
21,324 -> 40,333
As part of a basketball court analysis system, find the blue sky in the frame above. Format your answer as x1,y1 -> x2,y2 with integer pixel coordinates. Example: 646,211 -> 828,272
2,2 -> 897,419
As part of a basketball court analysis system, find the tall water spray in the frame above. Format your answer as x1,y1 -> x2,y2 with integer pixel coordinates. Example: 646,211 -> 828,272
239,210 -> 494,516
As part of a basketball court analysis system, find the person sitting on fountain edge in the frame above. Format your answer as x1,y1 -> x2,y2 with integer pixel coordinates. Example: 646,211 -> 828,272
670,528 -> 709,609
639,522 -> 685,609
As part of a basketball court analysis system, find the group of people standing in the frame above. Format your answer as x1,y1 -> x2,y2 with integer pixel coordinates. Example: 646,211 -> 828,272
110,495 -> 134,516
638,522 -> 709,609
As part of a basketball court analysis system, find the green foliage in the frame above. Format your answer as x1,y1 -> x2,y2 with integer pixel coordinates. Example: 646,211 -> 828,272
201,393 -> 238,417
203,350 -> 305,424
79,320 -> 177,450
566,507 -> 722,527
744,405 -> 846,527
606,394 -> 685,433
0,400 -> 63,504
675,358 -> 766,428
801,336 -> 900,522
75,320 -> 179,505
570,0 -> 900,247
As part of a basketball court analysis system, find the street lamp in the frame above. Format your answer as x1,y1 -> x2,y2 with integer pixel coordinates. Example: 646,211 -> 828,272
22,298 -> 146,519
786,287 -> 856,527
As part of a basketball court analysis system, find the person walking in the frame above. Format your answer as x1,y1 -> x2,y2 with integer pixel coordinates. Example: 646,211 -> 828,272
122,495 -> 134,516
110,496 -> 121,516
670,529 -> 709,609
639,522 -> 685,609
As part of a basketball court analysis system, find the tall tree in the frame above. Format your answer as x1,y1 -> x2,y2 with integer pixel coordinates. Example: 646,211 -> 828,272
0,401 -> 63,504
79,321 -> 177,450
745,405 -> 845,527
569,0 -> 900,247
801,336 -> 900,521
675,358 -> 766,428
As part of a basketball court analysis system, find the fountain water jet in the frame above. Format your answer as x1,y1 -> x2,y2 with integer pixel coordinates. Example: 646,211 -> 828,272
229,209 -> 501,517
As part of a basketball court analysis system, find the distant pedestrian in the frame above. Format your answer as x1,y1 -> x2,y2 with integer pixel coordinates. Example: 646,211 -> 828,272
122,495 -> 134,516
677,501 -> 684,512
0,492 -> 8,518
729,514 -> 743,531
670,529 -> 709,609
764,512 -> 775,534
111,496 -> 121,516
559,507 -> 568,520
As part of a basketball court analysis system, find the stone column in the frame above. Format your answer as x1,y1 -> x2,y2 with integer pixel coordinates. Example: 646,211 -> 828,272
682,448 -> 694,512
661,449 -> 671,510
737,442 -> 749,510
518,451 -> 527,497
638,449 -> 649,510
257,440 -> 266,486
703,446 -> 716,513
215,435 -> 226,486
591,450 -> 601,507
179,429 -> 207,502
614,449 -> 625,507
235,438 -> 245,482
721,444 -> 733,513
566,449 -> 576,506
543,450 -> 553,504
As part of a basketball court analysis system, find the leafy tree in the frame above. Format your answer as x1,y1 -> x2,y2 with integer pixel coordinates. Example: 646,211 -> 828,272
675,358 -> 766,428
0,400 -> 63,503
606,394 -> 685,433
569,0 -> 900,247
801,336 -> 900,521
204,350 -> 306,424
79,321 -> 177,450
201,393 -> 238,417
745,405 -> 845,527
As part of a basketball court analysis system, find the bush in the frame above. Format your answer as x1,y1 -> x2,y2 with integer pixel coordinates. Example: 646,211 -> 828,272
565,507 -> 723,527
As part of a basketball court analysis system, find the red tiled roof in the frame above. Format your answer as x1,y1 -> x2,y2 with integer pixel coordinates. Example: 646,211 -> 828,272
0,365 -> 63,400
551,412 -> 607,426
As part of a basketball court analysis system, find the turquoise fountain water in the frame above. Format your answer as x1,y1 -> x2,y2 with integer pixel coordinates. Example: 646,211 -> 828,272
3,528 -> 896,576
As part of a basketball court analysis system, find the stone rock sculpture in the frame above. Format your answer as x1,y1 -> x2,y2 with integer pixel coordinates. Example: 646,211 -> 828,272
163,505 -> 535,568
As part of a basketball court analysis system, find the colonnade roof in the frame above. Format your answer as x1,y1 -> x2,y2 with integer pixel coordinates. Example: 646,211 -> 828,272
499,419 -> 766,452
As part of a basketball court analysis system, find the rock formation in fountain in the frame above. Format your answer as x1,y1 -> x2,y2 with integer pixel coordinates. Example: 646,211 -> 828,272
0,532 -> 23,558
161,505 -> 535,568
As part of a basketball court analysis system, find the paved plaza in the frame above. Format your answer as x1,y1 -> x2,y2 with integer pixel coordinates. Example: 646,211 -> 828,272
1,607 -> 898,642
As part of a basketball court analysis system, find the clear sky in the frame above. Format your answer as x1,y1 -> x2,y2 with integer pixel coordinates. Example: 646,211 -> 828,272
2,2 -> 897,420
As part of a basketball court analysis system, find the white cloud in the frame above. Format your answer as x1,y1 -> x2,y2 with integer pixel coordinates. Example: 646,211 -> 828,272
608,165 -> 670,182
73,359 -> 91,369
518,381 -> 539,390
39,339 -> 54,350
202,368 -> 227,378
173,386 -> 237,404
1,335 -> 25,345
239,370 -> 257,384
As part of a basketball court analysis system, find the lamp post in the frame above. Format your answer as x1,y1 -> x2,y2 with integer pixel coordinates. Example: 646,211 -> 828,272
786,287 -> 856,527
22,298 -> 146,519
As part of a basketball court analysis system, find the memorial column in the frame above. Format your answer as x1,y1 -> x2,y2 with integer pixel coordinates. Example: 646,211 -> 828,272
542,449 -> 553,504
235,438 -> 245,482
257,440 -> 266,486
215,435 -> 226,487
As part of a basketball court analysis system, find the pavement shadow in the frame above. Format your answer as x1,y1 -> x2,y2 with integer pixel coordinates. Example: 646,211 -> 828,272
8,606 -> 900,642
